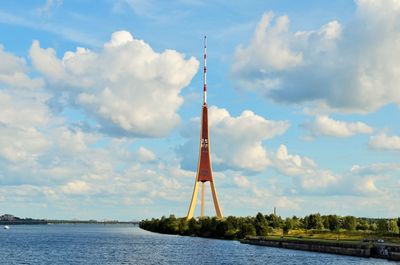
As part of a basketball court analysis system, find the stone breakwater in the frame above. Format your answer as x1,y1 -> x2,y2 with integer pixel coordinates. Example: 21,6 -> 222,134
240,237 -> 400,261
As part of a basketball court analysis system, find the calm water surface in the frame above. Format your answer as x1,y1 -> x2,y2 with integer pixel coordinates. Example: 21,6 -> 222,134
0,224 -> 396,264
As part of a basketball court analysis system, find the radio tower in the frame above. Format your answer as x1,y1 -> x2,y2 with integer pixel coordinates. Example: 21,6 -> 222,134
186,36 -> 223,220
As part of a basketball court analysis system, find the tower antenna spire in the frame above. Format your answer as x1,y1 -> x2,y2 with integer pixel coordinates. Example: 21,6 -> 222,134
203,35 -> 207,105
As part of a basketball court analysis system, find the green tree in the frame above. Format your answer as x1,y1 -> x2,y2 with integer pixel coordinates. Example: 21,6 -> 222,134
254,212 -> 269,236
167,215 -> 180,233
224,216 -> 240,239
283,217 -> 293,235
343,216 -> 357,231
326,215 -> 340,231
188,218 -> 200,235
356,219 -> 370,231
215,219 -> 228,238
291,216 -> 301,229
237,221 -> 256,239
388,219 -> 399,234
377,219 -> 389,234
266,214 -> 283,229
198,217 -> 217,237
322,215 -> 329,230
178,218 -> 189,235
370,222 -> 378,232
304,213 -> 324,230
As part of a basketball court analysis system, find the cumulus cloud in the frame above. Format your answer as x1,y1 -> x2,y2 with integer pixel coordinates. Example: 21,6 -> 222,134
0,126 -> 50,163
0,38 -> 198,218
61,180 -> 91,195
137,147 -> 156,163
273,144 -> 317,177
351,163 -> 400,175
0,45 -> 44,89
0,84 -> 51,164
270,145 -> 399,197
52,127 -> 98,155
232,0 -> 400,113
302,115 -> 373,138
369,133 -> 400,151
232,12 -> 303,80
29,30 -> 199,137
178,106 -> 290,172
233,175 -> 251,188
349,162 -> 400,195
272,145 -> 340,191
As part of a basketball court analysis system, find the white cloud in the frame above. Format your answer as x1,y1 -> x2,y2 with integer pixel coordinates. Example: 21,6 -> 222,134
276,196 -> 301,211
273,144 -> 317,177
369,133 -> 400,151
272,144 -> 340,191
232,1 -> 400,113
348,162 -> 400,195
298,170 -> 340,191
29,30 -> 199,137
179,106 -> 290,172
302,115 -> 373,138
104,31 -> 133,47
271,145 -> 391,197
37,0 -> 63,15
0,45 -> 26,73
0,126 -> 50,163
60,180 -> 91,195
52,127 -> 96,155
232,12 -> 303,77
233,175 -> 251,188
272,145 -> 399,197
0,88 -> 51,163
0,45 -> 44,89
137,147 -> 156,163
351,163 -> 400,175
0,90 -> 50,127
355,177 -> 380,193
0,87 -> 182,210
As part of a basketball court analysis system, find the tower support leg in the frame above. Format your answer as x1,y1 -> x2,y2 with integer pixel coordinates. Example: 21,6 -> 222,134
201,182 -> 205,217
186,181 -> 199,220
210,181 -> 223,218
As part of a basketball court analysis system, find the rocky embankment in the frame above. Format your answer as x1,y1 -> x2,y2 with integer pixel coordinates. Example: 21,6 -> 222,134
241,237 -> 400,261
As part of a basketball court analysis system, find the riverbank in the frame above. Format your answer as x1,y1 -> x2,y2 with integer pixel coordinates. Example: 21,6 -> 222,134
139,214 -> 400,261
241,236 -> 400,261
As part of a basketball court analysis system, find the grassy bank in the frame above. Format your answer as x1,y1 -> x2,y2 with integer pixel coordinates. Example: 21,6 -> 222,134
265,229 -> 400,244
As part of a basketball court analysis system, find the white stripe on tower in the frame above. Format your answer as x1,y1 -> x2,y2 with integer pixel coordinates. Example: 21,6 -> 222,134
203,35 -> 207,104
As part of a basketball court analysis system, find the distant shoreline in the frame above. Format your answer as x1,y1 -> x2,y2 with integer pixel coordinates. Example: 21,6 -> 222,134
0,213 -> 139,225
1,221 -> 139,225
1,220 -> 139,225
47,221 -> 139,225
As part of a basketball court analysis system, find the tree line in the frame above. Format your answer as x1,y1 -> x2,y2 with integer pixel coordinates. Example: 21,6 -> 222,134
139,213 -> 400,240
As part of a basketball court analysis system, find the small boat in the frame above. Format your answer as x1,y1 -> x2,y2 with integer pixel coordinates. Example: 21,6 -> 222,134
4,225 -> 10,230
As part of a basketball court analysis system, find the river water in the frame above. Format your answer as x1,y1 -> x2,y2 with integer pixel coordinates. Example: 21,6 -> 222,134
0,224 -> 396,264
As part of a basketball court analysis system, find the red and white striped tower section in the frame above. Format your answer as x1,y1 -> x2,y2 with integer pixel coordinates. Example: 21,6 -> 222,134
186,36 -> 223,220
203,35 -> 207,105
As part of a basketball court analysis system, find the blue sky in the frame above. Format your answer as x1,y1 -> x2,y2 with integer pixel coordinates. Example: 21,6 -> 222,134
0,0 -> 399,221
